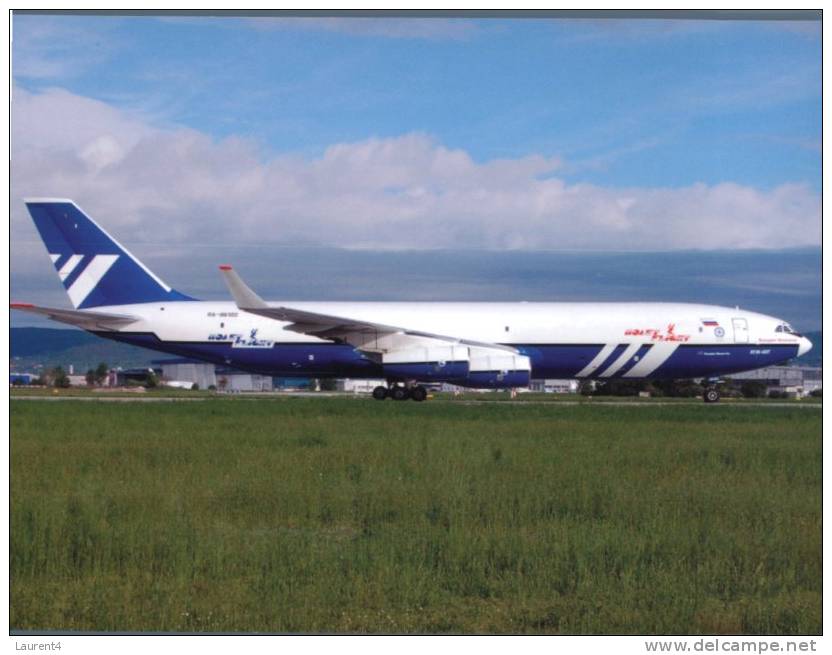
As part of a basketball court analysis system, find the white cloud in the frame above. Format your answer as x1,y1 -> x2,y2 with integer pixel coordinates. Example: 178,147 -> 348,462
11,85 -> 821,260
13,85 -> 153,152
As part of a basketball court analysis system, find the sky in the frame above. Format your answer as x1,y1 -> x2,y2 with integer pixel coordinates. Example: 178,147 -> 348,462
10,12 -> 822,327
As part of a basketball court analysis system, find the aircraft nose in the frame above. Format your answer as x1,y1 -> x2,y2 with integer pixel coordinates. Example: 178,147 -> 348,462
798,336 -> 813,357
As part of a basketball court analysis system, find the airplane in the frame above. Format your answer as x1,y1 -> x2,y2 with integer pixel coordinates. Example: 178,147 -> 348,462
12,198 -> 812,403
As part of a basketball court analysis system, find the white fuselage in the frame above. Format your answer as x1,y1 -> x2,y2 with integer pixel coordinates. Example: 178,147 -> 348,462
95,300 -> 798,345
87,300 -> 809,382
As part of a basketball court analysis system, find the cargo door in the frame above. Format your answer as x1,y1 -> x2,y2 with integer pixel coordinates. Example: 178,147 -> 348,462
732,318 -> 749,343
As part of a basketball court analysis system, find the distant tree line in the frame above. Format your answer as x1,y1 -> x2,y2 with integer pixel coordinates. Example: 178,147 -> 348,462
84,362 -> 110,387
28,367 -> 70,388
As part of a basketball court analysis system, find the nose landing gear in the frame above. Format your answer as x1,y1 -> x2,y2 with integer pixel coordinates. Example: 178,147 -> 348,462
702,378 -> 722,403
372,382 -> 428,402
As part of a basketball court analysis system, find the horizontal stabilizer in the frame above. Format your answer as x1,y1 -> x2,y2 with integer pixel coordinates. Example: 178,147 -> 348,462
10,303 -> 138,330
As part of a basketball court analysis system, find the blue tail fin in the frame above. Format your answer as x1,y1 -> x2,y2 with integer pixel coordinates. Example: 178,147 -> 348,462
24,198 -> 194,309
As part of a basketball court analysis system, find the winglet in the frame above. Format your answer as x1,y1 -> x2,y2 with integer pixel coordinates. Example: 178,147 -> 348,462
218,265 -> 269,310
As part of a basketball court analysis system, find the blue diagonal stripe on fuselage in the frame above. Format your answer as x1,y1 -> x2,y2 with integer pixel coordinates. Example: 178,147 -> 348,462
610,344 -> 654,378
590,344 -> 628,378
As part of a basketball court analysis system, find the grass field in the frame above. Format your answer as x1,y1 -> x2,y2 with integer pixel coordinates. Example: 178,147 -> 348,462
10,397 -> 821,634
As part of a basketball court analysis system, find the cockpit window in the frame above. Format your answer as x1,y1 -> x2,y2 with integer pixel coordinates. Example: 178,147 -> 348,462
775,323 -> 801,336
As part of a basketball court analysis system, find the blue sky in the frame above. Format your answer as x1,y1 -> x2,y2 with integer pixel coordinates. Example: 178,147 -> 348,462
10,13 -> 822,327
14,15 -> 821,190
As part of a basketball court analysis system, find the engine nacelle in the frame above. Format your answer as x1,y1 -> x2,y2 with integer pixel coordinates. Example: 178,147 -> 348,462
381,344 -> 531,389
382,345 -> 469,380
464,347 -> 532,388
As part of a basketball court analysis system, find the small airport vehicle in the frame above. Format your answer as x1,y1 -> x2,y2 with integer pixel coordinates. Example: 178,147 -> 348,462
13,199 -> 811,402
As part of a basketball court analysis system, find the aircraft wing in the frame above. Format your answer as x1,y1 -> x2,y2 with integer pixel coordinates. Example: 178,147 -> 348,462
10,303 -> 139,330
240,304 -> 401,339
218,265 -> 517,353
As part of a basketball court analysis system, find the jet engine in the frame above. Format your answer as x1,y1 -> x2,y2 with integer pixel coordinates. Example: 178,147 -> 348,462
381,344 -> 531,389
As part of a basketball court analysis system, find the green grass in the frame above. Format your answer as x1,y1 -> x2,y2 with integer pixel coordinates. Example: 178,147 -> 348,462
11,398 -> 821,634
10,386 -> 216,398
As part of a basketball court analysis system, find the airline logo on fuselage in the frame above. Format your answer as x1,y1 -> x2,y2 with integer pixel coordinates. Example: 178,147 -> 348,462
624,323 -> 690,342
208,328 -> 274,348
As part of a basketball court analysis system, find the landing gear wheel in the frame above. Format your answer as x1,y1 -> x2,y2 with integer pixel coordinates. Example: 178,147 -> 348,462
410,385 -> 427,402
704,387 -> 720,404
391,386 -> 410,401
372,386 -> 388,401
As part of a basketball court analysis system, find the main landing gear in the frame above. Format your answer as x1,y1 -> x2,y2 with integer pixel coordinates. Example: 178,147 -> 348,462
702,378 -> 722,403
372,382 -> 428,402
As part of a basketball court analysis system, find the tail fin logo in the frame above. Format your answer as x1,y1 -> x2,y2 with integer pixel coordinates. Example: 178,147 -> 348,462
26,198 -> 194,308
65,255 -> 120,307
57,254 -> 84,281
49,252 -> 121,304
